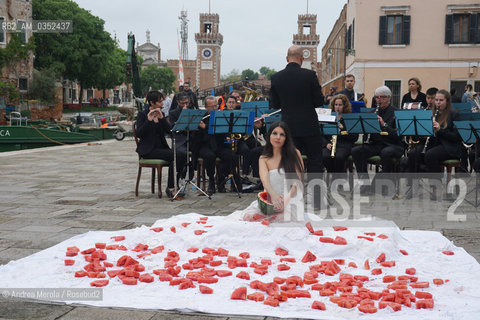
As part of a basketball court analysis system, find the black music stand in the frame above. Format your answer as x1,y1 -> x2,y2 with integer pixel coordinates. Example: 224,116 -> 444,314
264,110 -> 282,131
208,110 -> 255,197
240,101 -> 269,117
171,109 -> 211,200
342,113 -> 381,139
395,110 -> 434,199
454,120 -> 480,208
241,102 -> 270,148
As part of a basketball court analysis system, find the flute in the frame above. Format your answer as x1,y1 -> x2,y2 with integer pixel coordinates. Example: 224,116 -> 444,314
254,109 -> 282,122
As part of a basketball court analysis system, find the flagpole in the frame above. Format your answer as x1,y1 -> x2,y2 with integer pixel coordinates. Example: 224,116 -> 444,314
177,29 -> 184,86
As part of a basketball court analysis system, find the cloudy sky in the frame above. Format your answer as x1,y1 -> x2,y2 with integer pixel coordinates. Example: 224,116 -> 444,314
72,0 -> 345,75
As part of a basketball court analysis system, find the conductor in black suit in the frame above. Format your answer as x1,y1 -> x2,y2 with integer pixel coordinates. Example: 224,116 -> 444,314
135,91 -> 186,197
269,45 -> 325,176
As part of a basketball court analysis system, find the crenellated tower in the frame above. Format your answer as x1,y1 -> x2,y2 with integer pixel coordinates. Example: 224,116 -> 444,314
292,14 -> 320,71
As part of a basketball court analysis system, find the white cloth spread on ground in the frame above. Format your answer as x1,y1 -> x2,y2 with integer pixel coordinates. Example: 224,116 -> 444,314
0,211 -> 479,319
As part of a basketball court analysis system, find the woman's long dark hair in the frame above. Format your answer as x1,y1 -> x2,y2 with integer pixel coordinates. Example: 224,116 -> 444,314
262,121 -> 304,179
434,89 -> 452,129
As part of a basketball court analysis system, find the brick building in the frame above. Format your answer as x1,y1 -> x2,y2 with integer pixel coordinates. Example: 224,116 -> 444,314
0,0 -> 34,101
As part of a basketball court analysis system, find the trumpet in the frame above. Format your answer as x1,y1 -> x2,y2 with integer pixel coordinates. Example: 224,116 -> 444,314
422,107 -> 439,154
330,135 -> 337,158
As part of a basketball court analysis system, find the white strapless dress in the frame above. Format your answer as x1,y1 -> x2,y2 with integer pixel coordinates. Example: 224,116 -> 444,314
228,169 -> 305,222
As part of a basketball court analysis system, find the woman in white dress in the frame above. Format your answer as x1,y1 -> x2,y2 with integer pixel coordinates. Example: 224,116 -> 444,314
232,121 -> 305,222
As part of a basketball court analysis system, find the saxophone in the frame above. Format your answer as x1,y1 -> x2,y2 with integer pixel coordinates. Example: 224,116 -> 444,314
330,135 -> 337,158
421,107 -> 439,154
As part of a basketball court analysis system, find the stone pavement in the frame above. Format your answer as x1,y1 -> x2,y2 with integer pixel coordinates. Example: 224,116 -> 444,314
0,139 -> 479,319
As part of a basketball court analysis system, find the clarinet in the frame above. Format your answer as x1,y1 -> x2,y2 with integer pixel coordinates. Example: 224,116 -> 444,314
365,106 -> 380,144
421,107 -> 439,154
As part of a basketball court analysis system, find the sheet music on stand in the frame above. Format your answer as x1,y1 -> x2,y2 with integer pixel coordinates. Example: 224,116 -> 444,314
402,102 -> 422,110
395,109 -> 433,137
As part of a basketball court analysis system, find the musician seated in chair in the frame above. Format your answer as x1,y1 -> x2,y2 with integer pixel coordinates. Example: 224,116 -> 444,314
322,94 -> 358,180
135,91 -> 186,198
194,96 -> 241,195
226,95 -> 261,182
351,86 -> 403,180
423,90 -> 463,173
169,92 -> 198,181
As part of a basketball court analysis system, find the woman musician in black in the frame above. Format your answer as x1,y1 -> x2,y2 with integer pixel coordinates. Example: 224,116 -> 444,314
404,87 -> 439,173
322,94 -> 358,179
423,89 -> 462,172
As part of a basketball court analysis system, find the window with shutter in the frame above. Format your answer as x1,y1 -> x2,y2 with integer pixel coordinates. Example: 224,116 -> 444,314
446,13 -> 478,44
379,15 -> 410,45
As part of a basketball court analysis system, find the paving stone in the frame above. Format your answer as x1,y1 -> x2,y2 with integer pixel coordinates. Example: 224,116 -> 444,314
0,238 -> 32,249
17,225 -> 71,233
0,298 -> 73,319
57,220 -> 134,230
57,306 -> 156,320
0,247 -> 42,261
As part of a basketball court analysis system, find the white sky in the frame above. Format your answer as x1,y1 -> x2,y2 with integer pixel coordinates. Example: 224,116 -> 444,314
72,0 -> 345,75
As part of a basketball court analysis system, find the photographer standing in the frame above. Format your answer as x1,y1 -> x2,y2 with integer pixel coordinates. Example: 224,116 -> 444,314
135,91 -> 186,198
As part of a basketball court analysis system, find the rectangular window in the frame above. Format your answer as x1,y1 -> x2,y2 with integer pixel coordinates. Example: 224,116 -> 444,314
446,13 -> 479,44
474,81 -> 480,94
18,78 -> 28,91
384,80 -> 401,108
454,14 -> 470,43
450,81 -> 467,99
387,16 -> 403,44
379,15 -> 410,45
86,89 -> 94,100
0,17 -> 5,43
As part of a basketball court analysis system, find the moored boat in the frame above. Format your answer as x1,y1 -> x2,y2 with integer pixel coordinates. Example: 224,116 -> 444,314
0,124 -> 100,152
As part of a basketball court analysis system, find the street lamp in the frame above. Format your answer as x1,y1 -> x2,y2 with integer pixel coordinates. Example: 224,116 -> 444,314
327,48 -> 355,56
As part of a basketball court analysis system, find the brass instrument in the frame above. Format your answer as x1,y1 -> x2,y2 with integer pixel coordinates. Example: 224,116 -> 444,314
330,135 -> 337,158
422,107 -> 440,154
406,136 -> 421,151
227,133 -> 242,152
243,87 -> 264,102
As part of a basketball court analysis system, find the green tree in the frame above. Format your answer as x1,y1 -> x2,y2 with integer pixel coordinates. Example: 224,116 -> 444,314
28,67 -> 58,103
140,65 -> 176,94
241,69 -> 259,81
33,0 -> 115,102
221,69 -> 241,83
97,46 -> 127,99
259,66 -> 276,80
